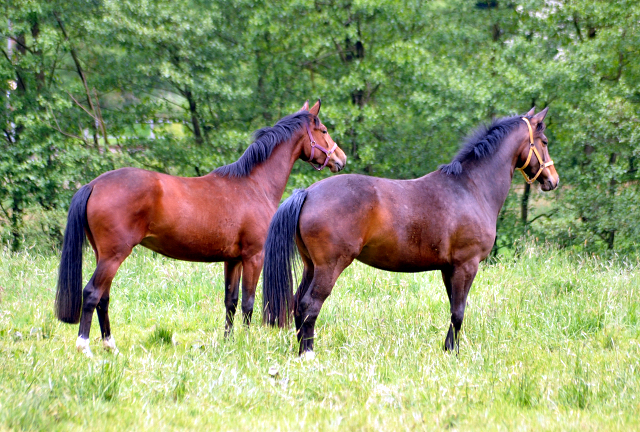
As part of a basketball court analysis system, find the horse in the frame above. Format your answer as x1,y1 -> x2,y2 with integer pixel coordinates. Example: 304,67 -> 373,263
55,100 -> 347,357
262,107 -> 559,357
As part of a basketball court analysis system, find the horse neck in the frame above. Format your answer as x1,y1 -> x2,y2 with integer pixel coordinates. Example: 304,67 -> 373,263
247,129 -> 305,203
464,129 -> 525,220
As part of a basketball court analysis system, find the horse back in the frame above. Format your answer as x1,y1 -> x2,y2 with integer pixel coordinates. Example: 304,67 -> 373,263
86,168 -> 271,262
299,172 -> 494,271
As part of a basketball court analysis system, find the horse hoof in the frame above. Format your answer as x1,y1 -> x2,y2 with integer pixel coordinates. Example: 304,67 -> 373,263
76,336 -> 94,358
302,350 -> 316,361
103,336 -> 120,355
443,339 -> 455,352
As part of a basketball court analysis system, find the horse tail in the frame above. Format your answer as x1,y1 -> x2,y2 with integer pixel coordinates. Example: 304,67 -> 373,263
55,184 -> 93,324
263,189 -> 308,328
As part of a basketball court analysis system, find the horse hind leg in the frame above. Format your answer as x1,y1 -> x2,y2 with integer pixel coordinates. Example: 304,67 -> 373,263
296,257 -> 353,357
294,255 -> 315,343
77,249 -> 131,356
240,253 -> 264,327
97,294 -> 118,354
441,260 -> 479,353
224,260 -> 242,337
84,232 -> 119,353
296,267 -> 335,357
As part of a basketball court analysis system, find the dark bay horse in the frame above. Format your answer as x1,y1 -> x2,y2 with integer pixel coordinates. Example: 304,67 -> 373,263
55,100 -> 347,356
263,107 -> 559,357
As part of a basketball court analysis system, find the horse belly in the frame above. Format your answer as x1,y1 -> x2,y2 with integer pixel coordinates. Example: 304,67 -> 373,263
354,209 -> 448,272
141,234 -> 239,262
141,217 -> 242,262
357,239 -> 445,273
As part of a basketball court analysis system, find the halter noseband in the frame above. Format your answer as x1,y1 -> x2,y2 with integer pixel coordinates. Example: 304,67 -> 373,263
516,117 -> 554,184
306,124 -> 337,171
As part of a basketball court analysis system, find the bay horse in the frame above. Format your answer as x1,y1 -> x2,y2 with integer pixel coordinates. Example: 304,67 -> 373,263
263,107 -> 559,357
55,100 -> 347,356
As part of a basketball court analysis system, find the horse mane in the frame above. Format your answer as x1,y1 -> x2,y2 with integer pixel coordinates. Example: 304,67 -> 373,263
439,115 -> 535,176
213,112 -> 320,177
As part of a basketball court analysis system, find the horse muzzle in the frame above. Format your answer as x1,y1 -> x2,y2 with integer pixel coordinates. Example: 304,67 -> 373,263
540,176 -> 559,191
330,156 -> 347,173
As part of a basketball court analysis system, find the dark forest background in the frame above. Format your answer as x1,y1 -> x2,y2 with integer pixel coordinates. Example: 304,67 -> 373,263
2,0 -> 639,254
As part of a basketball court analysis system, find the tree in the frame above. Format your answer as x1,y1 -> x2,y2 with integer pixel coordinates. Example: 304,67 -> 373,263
1,0 -> 639,254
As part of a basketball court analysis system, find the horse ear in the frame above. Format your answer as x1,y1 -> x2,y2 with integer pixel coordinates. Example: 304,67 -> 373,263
309,99 -> 321,116
299,100 -> 310,112
531,106 -> 549,125
526,107 -> 535,117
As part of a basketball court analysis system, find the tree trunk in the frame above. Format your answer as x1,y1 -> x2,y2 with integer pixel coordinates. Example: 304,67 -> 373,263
604,152 -> 618,249
521,182 -> 530,232
184,88 -> 203,145
604,231 -> 615,250
491,203 -> 508,257
9,33 -> 27,251
30,21 -> 46,90
346,37 -> 365,161
54,13 -> 104,149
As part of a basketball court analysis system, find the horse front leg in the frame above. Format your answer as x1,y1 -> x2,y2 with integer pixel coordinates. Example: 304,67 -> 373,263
224,260 -> 242,337
441,259 -> 479,353
240,253 -> 263,327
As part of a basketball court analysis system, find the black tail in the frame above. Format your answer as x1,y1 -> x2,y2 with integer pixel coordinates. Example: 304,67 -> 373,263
262,189 -> 308,327
55,184 -> 93,324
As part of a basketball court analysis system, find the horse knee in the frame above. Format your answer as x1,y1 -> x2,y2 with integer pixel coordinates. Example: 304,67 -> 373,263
298,298 -> 322,325
297,296 -> 312,315
82,287 -> 102,311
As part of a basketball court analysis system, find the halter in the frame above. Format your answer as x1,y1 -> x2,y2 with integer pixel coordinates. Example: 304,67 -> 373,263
516,117 -> 554,184
306,124 -> 337,171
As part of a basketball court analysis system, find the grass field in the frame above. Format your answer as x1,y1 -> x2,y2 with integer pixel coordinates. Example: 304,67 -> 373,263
0,243 -> 639,431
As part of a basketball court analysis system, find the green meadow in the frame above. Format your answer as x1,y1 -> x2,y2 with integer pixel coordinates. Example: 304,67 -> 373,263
0,243 -> 638,431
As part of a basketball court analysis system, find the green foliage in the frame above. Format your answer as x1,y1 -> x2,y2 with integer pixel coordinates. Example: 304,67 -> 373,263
1,0 -> 639,253
148,326 -> 173,346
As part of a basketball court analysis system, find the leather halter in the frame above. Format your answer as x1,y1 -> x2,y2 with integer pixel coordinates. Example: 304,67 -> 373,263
305,123 -> 337,171
516,117 -> 554,184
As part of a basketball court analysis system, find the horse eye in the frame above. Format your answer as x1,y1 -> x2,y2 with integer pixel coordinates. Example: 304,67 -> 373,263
542,140 -> 548,146
322,130 -> 328,134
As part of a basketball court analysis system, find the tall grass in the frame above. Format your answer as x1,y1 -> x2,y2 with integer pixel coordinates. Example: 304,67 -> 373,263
0,243 -> 638,431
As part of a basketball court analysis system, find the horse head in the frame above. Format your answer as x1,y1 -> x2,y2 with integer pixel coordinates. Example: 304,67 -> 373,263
299,99 -> 347,173
516,107 -> 559,191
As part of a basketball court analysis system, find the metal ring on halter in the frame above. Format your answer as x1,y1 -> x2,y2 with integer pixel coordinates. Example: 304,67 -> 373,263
516,117 -> 554,185
306,124 -> 337,171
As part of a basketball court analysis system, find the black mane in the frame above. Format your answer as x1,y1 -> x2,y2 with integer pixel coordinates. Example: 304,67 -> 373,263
214,112 -> 318,177
439,115 -> 526,176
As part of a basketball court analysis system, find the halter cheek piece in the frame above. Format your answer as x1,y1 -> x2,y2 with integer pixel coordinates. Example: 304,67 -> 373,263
306,124 -> 338,171
516,117 -> 554,184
